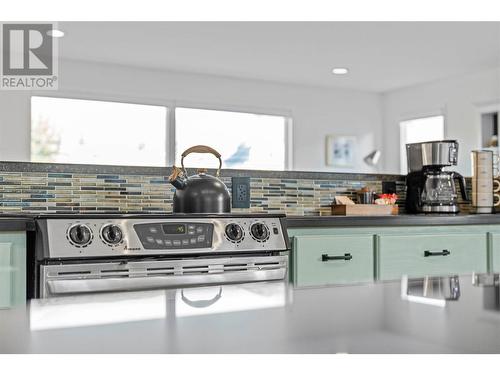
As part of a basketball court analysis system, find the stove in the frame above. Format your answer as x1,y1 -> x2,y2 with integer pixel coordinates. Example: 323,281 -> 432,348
31,214 -> 290,298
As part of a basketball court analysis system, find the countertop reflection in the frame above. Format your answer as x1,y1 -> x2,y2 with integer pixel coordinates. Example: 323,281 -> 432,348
1,275 -> 499,353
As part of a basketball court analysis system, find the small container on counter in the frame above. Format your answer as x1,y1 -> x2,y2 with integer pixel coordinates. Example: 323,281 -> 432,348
356,187 -> 376,204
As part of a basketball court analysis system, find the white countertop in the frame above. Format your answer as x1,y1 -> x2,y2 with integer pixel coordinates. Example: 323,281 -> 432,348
1,276 -> 500,353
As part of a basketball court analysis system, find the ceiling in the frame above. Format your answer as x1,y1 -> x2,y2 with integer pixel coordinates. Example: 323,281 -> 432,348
58,22 -> 500,93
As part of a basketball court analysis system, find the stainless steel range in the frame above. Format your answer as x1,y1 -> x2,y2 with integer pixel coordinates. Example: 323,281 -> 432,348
31,214 -> 290,298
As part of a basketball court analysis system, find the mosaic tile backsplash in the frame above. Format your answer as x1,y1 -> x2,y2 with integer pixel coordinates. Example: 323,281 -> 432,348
0,163 -> 470,216
0,162 -> 471,216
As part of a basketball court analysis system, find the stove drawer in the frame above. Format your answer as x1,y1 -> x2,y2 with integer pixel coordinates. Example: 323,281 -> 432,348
292,235 -> 374,287
378,233 -> 487,280
40,255 -> 288,298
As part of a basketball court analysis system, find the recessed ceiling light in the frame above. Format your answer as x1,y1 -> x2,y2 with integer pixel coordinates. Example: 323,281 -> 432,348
332,67 -> 349,75
47,29 -> 65,38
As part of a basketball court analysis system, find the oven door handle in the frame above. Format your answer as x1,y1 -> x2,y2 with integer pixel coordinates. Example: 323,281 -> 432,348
45,268 -> 286,296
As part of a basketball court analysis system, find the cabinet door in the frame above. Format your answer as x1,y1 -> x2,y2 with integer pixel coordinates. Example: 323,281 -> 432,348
293,235 -> 374,287
378,233 -> 487,280
491,233 -> 500,272
0,233 -> 27,309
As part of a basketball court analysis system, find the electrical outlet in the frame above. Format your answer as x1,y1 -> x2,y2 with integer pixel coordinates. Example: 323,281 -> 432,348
382,181 -> 397,194
231,177 -> 251,208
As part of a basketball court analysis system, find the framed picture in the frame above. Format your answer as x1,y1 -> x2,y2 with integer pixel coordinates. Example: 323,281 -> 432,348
326,135 -> 356,167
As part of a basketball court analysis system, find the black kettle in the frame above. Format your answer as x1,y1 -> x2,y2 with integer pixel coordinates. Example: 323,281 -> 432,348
169,145 -> 231,213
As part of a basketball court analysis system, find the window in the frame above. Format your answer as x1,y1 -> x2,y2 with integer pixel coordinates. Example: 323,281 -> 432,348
31,96 -> 167,166
30,97 -> 290,170
175,107 -> 288,170
399,115 -> 445,173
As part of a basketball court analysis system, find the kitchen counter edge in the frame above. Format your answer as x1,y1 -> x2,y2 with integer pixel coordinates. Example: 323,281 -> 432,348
3,214 -> 500,231
285,214 -> 500,228
0,217 -> 35,231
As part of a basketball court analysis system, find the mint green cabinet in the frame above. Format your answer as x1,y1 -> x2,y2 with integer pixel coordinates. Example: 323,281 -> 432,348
292,235 -> 374,287
490,233 -> 500,272
378,233 -> 487,280
289,225 -> 496,286
0,232 -> 27,309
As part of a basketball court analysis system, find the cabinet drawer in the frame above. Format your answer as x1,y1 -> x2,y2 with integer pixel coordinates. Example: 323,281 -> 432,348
293,235 -> 374,287
0,234 -> 26,309
491,233 -> 500,272
378,233 -> 487,280
0,243 -> 13,308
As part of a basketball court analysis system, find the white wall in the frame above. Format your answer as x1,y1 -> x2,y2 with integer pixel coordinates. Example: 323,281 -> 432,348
3,59 -> 496,176
382,67 -> 500,176
0,59 -> 383,173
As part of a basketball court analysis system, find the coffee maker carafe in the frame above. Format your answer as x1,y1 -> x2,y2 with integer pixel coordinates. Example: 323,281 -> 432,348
405,140 -> 468,213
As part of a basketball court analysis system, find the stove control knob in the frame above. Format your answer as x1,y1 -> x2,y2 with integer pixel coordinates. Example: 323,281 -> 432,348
68,224 -> 92,246
225,223 -> 244,243
250,222 -> 270,242
101,224 -> 123,245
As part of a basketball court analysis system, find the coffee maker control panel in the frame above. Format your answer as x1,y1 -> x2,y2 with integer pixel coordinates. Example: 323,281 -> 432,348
449,144 -> 458,164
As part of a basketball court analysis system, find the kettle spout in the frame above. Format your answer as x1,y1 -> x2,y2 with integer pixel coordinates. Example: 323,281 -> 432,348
168,166 -> 187,190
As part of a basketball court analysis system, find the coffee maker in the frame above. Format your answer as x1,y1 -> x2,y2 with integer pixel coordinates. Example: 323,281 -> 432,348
405,140 -> 468,213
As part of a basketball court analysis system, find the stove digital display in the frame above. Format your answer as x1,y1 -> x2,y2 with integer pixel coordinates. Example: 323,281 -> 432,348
162,224 -> 186,235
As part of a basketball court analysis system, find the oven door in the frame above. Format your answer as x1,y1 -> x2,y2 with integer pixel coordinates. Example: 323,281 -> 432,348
39,255 -> 288,298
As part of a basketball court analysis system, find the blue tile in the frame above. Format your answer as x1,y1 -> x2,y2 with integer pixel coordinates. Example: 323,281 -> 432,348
0,202 -> 30,207
97,175 -> 120,179
48,173 -> 73,178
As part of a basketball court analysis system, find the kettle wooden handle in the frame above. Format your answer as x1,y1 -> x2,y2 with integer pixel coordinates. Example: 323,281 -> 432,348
181,145 -> 221,158
181,145 -> 222,177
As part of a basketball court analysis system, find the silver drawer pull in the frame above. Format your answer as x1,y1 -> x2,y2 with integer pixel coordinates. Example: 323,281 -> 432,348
424,249 -> 450,257
322,253 -> 352,262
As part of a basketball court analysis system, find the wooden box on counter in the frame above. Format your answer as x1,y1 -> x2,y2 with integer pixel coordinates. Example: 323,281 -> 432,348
330,204 -> 399,216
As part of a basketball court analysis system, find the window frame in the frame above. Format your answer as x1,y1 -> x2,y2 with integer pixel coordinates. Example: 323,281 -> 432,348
30,94 -> 294,170
30,93 -> 172,167
172,103 -> 293,171
398,109 -> 447,174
